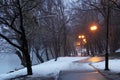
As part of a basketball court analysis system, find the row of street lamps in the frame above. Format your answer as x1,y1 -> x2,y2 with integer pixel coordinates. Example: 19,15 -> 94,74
77,25 -> 97,56
78,25 -> 98,41
78,24 -> 109,70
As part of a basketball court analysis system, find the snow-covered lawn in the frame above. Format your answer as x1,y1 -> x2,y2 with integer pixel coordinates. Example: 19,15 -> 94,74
92,59 -> 120,73
91,59 -> 120,80
0,57 -> 88,80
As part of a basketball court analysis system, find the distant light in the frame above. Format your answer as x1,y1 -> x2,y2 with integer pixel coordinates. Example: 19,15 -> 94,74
83,39 -> 87,43
76,42 -> 81,46
78,35 -> 82,39
90,25 -> 98,31
78,35 -> 85,39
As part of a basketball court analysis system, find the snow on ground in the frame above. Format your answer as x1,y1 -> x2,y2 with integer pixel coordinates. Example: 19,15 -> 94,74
0,57 -> 88,80
115,48 -> 120,53
92,59 -> 120,73
1,56 -> 120,80
0,53 -> 22,75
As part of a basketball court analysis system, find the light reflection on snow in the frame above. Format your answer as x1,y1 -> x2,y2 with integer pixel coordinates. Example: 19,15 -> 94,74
87,57 -> 104,63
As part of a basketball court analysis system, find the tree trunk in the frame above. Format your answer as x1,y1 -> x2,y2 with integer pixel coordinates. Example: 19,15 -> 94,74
45,48 -> 49,61
35,49 -> 44,63
21,47 -> 32,75
18,0 -> 33,75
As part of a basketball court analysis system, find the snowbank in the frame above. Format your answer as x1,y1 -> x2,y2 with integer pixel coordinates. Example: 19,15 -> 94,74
115,49 -> 120,53
1,56 -> 120,80
92,59 -> 120,73
0,57 -> 88,80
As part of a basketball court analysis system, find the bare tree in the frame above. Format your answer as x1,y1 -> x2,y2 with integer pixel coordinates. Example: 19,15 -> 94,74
0,0 -> 43,75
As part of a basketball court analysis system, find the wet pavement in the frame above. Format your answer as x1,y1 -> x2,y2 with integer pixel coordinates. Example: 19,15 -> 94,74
76,56 -> 105,63
57,57 -> 108,80
58,71 -> 107,80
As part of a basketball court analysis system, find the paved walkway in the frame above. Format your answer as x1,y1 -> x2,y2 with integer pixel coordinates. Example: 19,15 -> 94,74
76,56 -> 105,63
57,57 -> 108,80
58,71 -> 107,80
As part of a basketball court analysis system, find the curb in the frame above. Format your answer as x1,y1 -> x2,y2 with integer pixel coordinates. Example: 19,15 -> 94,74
89,63 -> 114,80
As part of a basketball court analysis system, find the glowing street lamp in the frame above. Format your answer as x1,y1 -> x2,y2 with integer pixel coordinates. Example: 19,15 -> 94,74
90,25 -> 98,31
78,35 -> 85,39
77,34 -> 87,55
78,35 -> 87,44
83,39 -> 87,44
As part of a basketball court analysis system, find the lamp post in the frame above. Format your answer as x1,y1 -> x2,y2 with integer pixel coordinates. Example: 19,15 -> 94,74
105,0 -> 110,71
89,25 -> 98,56
78,34 -> 87,56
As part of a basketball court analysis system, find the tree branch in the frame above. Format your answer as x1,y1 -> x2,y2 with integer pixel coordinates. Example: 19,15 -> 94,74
111,0 -> 120,9
0,16 -> 22,34
0,16 -> 10,25
10,16 -> 22,34
83,1 -> 106,18
0,33 -> 21,50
